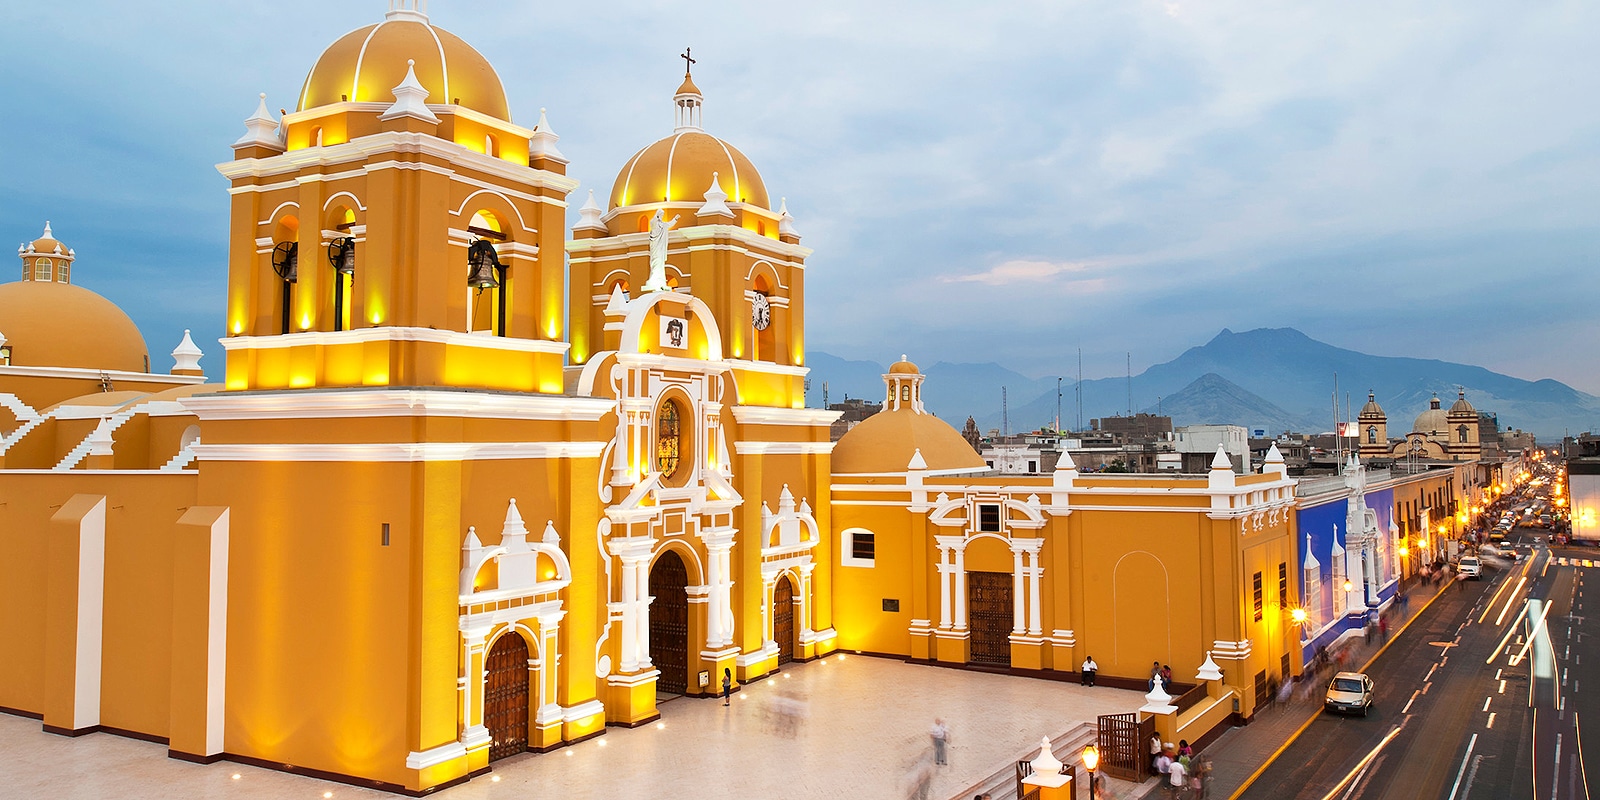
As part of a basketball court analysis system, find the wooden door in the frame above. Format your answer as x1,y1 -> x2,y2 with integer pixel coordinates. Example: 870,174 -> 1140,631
484,633 -> 529,761
774,574 -> 796,665
649,550 -> 689,695
1096,711 -> 1151,782
967,571 -> 1013,666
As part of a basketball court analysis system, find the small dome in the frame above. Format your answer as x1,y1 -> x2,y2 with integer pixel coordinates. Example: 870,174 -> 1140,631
676,73 -> 701,97
833,409 -> 986,474
610,131 -> 768,210
298,9 -> 511,121
1359,391 -> 1383,417
0,280 -> 149,372
889,357 -> 920,375
1449,390 -> 1475,415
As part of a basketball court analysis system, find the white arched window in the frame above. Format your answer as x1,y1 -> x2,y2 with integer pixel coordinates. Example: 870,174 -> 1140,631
34,258 -> 51,281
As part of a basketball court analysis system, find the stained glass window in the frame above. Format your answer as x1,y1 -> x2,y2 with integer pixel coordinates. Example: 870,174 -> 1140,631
656,401 -> 682,477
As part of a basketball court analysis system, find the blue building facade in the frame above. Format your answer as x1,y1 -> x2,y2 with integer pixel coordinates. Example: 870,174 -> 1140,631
1296,480 -> 1398,665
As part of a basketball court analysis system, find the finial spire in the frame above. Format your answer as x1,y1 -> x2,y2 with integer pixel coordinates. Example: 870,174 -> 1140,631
41,221 -> 52,239
681,47 -> 696,75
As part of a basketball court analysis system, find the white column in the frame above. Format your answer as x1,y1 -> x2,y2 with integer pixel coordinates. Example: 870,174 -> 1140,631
618,558 -> 640,671
636,553 -> 652,664
954,544 -> 968,630
1027,549 -> 1043,636
797,561 -> 816,639
1011,546 -> 1025,634
761,572 -> 777,647
937,545 -> 953,629
721,547 -> 736,646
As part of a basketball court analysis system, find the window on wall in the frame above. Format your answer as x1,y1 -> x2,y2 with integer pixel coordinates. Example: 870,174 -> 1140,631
656,400 -> 683,478
1278,562 -> 1288,606
34,258 -> 51,281
0,345 -> 10,366
1368,426 -> 1377,444
900,385 -> 911,401
1253,572 -> 1264,621
841,529 -> 876,568
1458,425 -> 1469,443
978,503 -> 1002,532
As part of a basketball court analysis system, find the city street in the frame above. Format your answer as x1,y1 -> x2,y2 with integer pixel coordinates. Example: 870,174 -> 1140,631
1238,526 -> 1591,800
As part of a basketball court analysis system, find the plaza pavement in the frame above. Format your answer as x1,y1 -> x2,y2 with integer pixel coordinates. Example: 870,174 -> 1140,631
0,654 -> 1143,800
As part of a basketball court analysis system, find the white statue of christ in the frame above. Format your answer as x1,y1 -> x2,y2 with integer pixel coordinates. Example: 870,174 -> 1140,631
641,209 -> 680,292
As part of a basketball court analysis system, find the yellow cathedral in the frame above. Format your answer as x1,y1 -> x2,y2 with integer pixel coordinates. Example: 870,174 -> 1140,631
0,3 -> 1299,795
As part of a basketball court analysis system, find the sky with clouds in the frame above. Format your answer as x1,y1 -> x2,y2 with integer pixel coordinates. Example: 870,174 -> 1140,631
2,1 -> 1596,391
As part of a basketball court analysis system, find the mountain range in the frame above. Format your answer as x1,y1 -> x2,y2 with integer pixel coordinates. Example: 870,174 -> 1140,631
804,328 -> 1600,440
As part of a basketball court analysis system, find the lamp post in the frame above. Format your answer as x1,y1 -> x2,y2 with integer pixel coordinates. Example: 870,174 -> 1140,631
1082,743 -> 1099,799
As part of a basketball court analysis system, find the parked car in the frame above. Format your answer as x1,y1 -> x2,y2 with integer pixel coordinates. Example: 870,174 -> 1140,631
1458,556 -> 1482,579
1325,672 -> 1375,716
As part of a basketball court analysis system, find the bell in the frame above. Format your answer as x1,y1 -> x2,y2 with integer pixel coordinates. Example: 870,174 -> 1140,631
283,249 -> 298,283
467,240 -> 501,291
330,238 -> 356,276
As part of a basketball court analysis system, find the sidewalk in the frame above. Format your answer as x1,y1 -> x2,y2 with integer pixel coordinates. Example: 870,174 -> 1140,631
1123,574 -> 1453,800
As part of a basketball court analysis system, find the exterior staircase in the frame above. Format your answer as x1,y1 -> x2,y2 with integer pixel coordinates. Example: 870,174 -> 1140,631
0,393 -> 46,454
53,406 -> 142,471
161,438 -> 200,471
948,720 -> 1099,800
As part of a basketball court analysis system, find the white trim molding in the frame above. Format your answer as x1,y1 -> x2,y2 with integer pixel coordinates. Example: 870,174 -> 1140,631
182,388 -> 614,422
729,406 -> 841,427
193,441 -> 606,462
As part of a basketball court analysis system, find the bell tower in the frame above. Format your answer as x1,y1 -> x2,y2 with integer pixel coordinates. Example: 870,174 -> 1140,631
1357,391 -> 1387,458
217,7 -> 576,393
568,67 -> 811,409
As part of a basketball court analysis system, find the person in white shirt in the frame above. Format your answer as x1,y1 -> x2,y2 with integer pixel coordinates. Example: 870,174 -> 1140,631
1167,755 -> 1189,797
1081,656 -> 1098,686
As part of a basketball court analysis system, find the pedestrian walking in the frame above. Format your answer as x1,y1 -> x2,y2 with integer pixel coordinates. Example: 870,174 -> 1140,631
1378,616 -> 1389,641
1149,732 -> 1163,775
1081,655 -> 1098,687
1167,749 -> 1188,798
929,718 -> 951,766
722,667 -> 733,706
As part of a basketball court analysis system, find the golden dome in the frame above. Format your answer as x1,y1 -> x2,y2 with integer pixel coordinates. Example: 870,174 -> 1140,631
1449,390 -> 1475,415
611,130 -> 768,210
0,280 -> 149,372
889,358 -> 920,375
676,73 -> 702,97
1359,391 -> 1383,418
832,409 -> 987,475
297,11 -> 511,121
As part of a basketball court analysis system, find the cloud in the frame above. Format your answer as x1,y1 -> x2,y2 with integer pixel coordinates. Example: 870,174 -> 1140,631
940,259 -> 1109,289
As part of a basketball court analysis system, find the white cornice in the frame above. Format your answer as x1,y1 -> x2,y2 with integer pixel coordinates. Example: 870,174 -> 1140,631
217,130 -> 579,194
725,360 -> 811,378
192,441 -> 606,462
732,441 -> 836,456
217,326 -> 569,356
566,224 -> 812,261
0,365 -> 206,385
729,406 -> 840,427
181,387 -> 613,422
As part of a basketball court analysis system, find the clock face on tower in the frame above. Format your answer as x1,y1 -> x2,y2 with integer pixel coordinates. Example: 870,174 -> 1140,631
751,293 -> 771,331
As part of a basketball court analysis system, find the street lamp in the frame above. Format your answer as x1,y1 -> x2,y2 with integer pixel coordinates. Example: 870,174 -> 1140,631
1343,579 -> 1354,593
1082,743 -> 1099,799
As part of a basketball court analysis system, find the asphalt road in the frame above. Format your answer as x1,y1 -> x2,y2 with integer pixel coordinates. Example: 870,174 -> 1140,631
1238,524 -> 1592,800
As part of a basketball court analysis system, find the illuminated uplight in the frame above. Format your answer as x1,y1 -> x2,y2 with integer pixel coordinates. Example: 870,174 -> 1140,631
231,774 -> 241,780
301,315 -> 312,331
597,739 -> 607,747
1290,607 -> 1308,624
767,678 -> 775,686
656,721 -> 666,729
565,749 -> 573,757
491,776 -> 501,783
324,793 -> 333,799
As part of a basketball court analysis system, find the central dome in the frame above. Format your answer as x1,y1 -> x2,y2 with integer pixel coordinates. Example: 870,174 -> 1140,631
610,132 -> 769,210
0,281 -> 149,373
297,7 -> 511,121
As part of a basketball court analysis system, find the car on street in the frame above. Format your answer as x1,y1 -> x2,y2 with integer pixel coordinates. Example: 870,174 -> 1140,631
1458,556 -> 1482,579
1325,672 -> 1374,716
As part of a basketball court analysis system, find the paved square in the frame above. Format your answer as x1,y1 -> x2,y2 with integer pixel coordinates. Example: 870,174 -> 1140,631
0,655 -> 1141,799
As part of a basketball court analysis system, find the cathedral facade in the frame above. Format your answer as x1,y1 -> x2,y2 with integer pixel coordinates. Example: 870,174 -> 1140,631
0,4 -> 1299,794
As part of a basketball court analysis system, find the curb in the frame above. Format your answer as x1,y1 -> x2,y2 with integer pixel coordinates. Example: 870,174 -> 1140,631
1224,576 -> 1456,800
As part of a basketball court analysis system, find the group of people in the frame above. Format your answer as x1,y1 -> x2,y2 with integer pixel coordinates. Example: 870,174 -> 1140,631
1151,735 -> 1211,798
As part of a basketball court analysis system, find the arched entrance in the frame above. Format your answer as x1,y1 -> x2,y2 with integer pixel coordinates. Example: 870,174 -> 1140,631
484,632 -> 529,761
774,574 -> 796,665
649,550 -> 689,695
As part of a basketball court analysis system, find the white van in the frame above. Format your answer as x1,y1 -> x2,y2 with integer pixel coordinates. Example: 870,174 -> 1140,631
1458,556 -> 1481,579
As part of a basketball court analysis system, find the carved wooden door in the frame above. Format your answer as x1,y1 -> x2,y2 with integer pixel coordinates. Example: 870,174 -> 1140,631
967,571 -> 1013,666
484,633 -> 529,761
774,575 -> 795,665
649,550 -> 689,694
